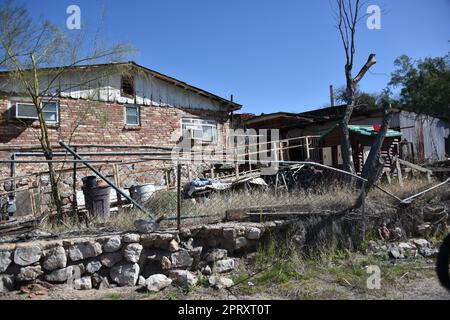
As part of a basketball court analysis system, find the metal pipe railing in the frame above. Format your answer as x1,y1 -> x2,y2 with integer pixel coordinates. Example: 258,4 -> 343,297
0,160 -> 124,164
14,152 -> 173,157
58,140 -> 156,221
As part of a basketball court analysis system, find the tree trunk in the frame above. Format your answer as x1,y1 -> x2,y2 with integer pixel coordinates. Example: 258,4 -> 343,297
339,66 -> 357,174
360,103 -> 394,183
31,53 -> 63,221
353,103 -> 394,209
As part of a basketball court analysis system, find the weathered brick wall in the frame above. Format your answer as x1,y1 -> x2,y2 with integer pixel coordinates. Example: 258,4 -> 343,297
0,97 -> 230,177
1,98 -> 229,148
0,96 -> 231,214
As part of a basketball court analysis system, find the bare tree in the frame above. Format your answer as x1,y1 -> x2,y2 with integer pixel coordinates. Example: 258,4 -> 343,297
334,0 -> 395,207
0,0 -> 133,221
334,0 -> 377,174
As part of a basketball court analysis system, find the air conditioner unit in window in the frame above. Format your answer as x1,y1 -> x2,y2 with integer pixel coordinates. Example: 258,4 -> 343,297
14,103 -> 39,120
11,102 -> 59,123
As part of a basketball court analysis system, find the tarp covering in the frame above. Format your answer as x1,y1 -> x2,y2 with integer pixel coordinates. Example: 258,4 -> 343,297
320,124 -> 402,141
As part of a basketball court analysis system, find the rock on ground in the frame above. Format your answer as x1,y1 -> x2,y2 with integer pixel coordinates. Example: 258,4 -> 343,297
201,265 -> 212,275
103,236 -> 122,253
138,276 -> 146,286
205,249 -> 227,263
14,246 -> 42,266
74,276 -> 92,290
0,275 -> 14,293
188,247 -> 203,262
214,259 -> 235,273
110,262 -> 140,287
86,261 -> 103,274
246,227 -> 262,240
208,276 -> 234,289
234,237 -> 248,250
420,247 -> 439,258
171,250 -> 194,268
389,247 -> 404,259
16,265 -> 43,282
45,266 -> 74,283
168,239 -> 179,252
100,252 -> 123,267
122,234 -> 140,243
145,274 -> 172,292
412,239 -> 430,250
68,242 -> 102,261
123,243 -> 143,263
160,256 -> 172,270
134,220 -> 159,234
0,251 -> 12,273
42,246 -> 67,271
169,270 -> 198,288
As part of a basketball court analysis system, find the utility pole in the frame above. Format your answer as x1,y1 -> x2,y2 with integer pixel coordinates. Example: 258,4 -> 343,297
330,85 -> 335,107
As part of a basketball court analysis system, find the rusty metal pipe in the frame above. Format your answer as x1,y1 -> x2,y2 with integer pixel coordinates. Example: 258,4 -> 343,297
58,140 -> 155,220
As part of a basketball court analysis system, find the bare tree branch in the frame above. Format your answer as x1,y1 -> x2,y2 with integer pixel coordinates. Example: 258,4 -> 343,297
353,53 -> 377,83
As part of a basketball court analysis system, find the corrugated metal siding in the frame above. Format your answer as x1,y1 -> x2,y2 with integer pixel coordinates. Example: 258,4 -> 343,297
399,111 -> 449,162
0,70 -> 226,111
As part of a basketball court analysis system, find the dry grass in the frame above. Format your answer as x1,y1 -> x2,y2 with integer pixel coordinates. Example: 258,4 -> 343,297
180,182 -> 358,216
369,176 -> 445,204
40,207 -> 149,234
39,174 -> 447,234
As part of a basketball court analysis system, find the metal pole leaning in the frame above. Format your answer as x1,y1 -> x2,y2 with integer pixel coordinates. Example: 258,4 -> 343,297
58,140 -> 155,221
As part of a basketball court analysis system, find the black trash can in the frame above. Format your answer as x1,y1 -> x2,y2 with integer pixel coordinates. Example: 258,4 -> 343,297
82,185 -> 111,219
82,176 -> 97,189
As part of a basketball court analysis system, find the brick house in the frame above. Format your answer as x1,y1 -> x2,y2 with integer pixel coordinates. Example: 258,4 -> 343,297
0,62 -> 241,214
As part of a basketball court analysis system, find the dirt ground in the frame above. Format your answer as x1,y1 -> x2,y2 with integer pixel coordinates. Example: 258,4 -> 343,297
1,256 -> 448,301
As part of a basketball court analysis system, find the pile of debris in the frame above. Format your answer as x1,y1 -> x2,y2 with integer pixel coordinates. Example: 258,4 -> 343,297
367,238 -> 439,260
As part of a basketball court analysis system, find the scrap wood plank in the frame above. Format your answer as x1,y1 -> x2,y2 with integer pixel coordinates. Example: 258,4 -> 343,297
394,157 -> 433,183
225,204 -> 319,221
395,158 -> 404,187
246,211 -> 334,216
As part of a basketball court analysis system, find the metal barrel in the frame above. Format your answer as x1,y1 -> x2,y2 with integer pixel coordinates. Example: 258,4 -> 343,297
129,183 -> 156,205
82,185 -> 111,218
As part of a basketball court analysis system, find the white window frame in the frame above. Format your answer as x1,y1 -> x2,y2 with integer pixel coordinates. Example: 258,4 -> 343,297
124,104 -> 140,126
181,118 -> 217,143
13,101 -> 59,124
41,101 -> 59,123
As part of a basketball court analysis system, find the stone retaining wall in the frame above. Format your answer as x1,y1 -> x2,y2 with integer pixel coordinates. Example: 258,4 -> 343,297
0,221 -> 284,293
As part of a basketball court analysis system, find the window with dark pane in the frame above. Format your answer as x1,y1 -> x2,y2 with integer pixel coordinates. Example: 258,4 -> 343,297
121,76 -> 135,96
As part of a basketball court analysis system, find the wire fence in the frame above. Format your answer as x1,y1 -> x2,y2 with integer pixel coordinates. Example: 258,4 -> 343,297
1,147 -> 448,240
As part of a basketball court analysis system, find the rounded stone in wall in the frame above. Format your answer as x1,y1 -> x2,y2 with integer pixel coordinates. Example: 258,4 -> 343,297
14,246 -> 42,266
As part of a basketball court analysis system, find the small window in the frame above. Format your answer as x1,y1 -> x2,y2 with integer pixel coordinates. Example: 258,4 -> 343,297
121,76 -> 135,97
14,101 -> 58,123
181,118 -> 217,143
125,105 -> 140,126
42,102 -> 58,123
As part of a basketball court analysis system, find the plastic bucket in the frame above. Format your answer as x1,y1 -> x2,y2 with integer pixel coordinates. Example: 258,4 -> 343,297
129,184 -> 156,205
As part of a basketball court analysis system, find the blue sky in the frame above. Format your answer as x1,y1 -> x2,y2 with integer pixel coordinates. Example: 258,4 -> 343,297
23,0 -> 450,114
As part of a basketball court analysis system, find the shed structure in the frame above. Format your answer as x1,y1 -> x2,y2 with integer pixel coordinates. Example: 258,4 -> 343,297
319,124 -> 402,174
